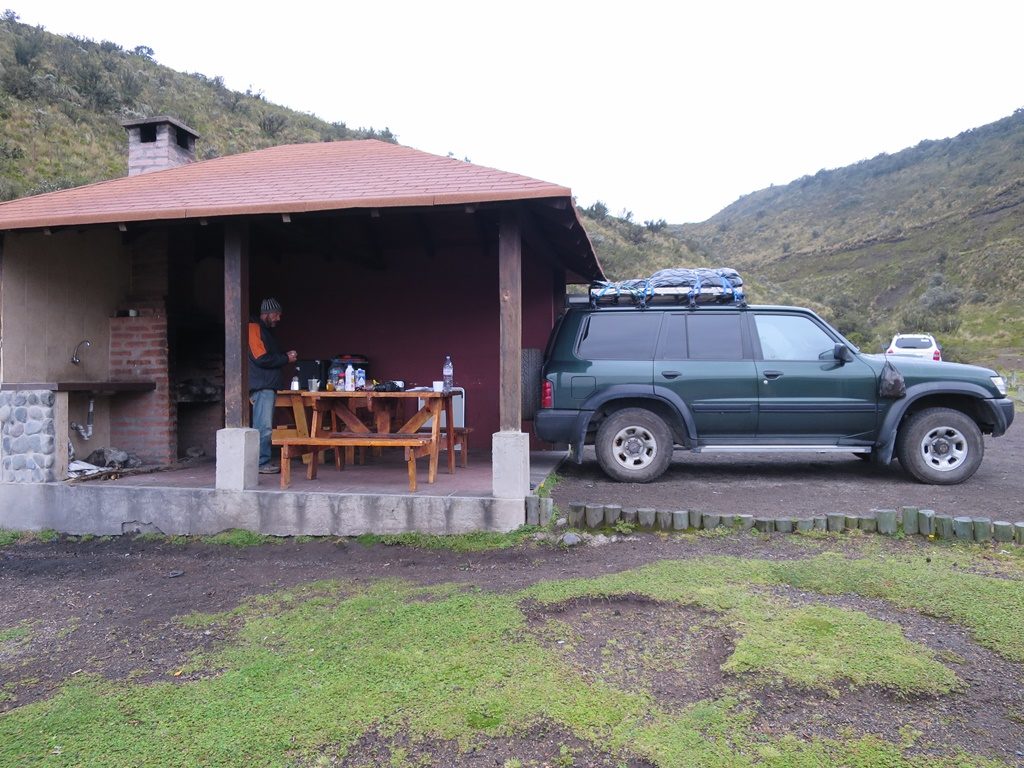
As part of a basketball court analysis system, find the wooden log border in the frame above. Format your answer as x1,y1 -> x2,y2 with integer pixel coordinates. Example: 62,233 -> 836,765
556,499 -> 1024,548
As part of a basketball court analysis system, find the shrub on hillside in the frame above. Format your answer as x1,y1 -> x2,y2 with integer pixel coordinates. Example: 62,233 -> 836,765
12,24 -> 46,69
0,65 -> 37,98
258,112 -> 287,137
901,277 -> 963,334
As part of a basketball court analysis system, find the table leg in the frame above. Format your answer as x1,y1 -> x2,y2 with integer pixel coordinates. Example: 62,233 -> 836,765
280,445 -> 292,489
406,447 -> 418,491
427,399 -> 440,484
444,395 -> 456,474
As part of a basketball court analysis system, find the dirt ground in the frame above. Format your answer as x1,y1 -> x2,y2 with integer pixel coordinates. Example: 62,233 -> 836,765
550,422 -> 1024,521
3,534 -> 1024,766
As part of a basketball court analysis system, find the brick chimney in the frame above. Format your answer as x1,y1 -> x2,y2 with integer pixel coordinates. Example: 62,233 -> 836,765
121,116 -> 200,176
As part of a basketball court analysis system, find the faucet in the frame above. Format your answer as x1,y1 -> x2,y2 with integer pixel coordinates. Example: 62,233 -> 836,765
71,339 -> 91,365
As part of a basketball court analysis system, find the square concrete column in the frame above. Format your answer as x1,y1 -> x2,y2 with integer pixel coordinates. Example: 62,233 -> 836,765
216,428 -> 258,490
492,431 -> 530,499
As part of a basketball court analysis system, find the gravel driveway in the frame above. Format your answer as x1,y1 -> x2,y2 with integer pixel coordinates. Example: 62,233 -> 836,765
550,423 -> 1023,522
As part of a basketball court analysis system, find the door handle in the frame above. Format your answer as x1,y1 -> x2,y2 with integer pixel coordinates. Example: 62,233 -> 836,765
763,371 -> 784,380
661,370 -> 681,379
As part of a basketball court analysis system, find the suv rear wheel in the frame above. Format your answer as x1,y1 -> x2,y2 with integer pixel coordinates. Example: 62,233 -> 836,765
896,407 -> 983,485
595,408 -> 673,482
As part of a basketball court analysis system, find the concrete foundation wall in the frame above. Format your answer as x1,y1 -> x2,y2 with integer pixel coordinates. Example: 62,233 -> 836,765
0,483 -> 525,536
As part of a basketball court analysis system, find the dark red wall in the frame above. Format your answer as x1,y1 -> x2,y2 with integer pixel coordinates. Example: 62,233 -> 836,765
252,215 -> 564,451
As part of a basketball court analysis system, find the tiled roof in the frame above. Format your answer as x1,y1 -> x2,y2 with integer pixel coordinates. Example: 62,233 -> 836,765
0,140 -> 573,230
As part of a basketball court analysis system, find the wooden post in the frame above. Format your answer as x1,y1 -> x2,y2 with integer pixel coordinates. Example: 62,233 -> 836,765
901,506 -> 919,535
876,509 -> 898,535
735,514 -> 754,531
702,512 -> 721,529
993,521 -> 1014,542
568,501 -> 586,528
498,208 -> 522,432
223,222 -> 250,428
918,509 -> 935,536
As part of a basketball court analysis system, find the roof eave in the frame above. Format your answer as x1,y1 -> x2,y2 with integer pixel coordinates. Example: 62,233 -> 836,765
0,187 -> 574,233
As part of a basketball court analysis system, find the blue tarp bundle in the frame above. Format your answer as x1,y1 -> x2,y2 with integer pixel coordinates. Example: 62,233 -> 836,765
591,267 -> 745,307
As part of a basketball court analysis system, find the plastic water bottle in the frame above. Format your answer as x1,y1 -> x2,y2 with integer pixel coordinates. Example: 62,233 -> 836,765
442,355 -> 454,393
344,363 -> 355,392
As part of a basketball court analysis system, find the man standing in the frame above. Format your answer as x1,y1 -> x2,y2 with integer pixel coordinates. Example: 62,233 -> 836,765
248,298 -> 297,474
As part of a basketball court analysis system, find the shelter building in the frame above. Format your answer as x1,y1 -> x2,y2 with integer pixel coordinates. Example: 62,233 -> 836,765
0,119 -> 603,535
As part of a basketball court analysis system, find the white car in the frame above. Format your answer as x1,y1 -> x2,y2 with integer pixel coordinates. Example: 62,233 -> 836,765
886,333 -> 942,361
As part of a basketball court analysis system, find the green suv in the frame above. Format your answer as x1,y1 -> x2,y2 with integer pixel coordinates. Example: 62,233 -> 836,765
535,298 -> 1013,485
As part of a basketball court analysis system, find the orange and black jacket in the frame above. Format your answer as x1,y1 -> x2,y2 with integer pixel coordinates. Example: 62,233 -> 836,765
247,317 -> 289,392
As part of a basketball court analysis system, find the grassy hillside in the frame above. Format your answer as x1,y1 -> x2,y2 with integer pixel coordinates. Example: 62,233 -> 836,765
672,110 -> 1024,378
0,11 -> 392,200
577,202 -> 706,282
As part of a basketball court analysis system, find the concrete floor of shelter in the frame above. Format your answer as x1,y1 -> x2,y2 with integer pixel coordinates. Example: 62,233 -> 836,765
104,450 -> 567,498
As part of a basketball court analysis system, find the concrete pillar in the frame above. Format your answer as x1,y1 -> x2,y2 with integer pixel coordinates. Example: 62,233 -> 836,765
491,431 -> 529,499
215,428 -> 258,490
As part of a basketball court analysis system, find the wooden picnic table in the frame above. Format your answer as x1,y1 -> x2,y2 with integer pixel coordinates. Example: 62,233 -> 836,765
272,389 -> 456,491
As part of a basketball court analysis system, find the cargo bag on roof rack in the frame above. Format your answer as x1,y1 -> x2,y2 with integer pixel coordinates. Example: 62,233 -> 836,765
590,267 -> 745,307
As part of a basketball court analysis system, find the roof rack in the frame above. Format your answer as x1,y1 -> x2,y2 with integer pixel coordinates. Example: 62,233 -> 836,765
587,267 -> 747,309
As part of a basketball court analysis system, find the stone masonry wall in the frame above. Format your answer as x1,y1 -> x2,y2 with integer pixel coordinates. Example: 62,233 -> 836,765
0,390 -> 57,482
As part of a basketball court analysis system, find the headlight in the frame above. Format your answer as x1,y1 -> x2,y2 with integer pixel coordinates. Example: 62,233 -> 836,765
991,376 -> 1007,396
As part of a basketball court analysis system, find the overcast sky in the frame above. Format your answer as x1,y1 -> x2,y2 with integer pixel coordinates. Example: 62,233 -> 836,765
15,1 -> 1024,224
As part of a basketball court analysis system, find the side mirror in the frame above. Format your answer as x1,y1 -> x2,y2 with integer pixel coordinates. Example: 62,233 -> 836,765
833,344 -> 854,364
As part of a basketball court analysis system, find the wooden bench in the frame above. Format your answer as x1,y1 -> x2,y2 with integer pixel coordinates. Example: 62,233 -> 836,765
417,426 -> 473,467
274,433 -> 435,492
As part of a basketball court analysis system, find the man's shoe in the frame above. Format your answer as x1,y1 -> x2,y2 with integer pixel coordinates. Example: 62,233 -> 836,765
258,463 -> 280,474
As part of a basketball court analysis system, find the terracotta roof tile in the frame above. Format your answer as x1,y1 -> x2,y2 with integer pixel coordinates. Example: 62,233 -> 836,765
0,140 -> 573,230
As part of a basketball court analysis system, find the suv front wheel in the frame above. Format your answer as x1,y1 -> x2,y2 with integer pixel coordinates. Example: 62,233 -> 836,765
595,408 -> 674,483
895,407 -> 984,485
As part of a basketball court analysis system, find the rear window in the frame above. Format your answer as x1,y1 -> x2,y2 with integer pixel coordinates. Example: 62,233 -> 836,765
577,312 -> 661,360
895,337 -> 933,349
687,314 -> 745,360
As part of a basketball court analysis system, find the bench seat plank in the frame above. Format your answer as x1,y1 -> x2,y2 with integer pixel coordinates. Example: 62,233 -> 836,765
273,433 -> 434,491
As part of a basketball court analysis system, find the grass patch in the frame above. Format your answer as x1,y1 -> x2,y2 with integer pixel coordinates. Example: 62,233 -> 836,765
535,470 -> 561,499
355,526 -> 540,553
524,558 -> 959,696
0,621 -> 32,645
1,551 -> 1018,766
0,529 -> 23,547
